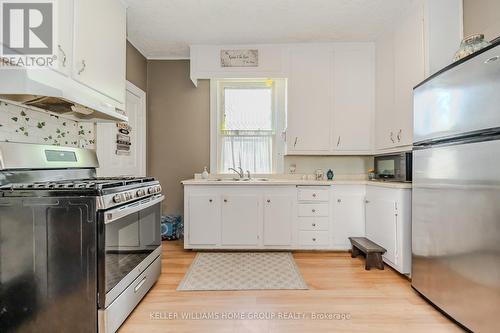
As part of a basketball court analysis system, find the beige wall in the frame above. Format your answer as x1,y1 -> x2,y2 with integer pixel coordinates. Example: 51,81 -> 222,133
147,60 -> 210,214
463,0 -> 500,42
284,156 -> 373,176
126,41 -> 147,91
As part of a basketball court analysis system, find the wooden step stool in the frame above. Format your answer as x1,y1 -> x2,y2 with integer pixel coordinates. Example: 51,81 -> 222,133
348,237 -> 386,270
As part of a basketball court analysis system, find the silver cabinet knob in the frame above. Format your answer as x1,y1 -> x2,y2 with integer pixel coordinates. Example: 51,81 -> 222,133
312,193 -> 316,197
209,199 -> 213,203
267,199 -> 271,203
312,209 -> 316,213
312,223 -> 316,227
337,199 -> 342,203
365,200 -> 370,204
312,238 -> 316,241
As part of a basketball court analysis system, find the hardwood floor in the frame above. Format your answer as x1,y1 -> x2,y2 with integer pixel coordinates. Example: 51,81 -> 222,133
119,241 -> 463,333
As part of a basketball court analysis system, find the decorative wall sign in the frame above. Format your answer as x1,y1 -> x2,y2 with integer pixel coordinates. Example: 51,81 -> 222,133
220,49 -> 258,67
116,123 -> 131,156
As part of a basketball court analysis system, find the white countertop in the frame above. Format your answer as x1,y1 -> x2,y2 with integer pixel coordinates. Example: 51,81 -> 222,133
181,178 -> 412,189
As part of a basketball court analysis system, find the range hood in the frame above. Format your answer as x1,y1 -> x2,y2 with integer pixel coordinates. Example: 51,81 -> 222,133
0,67 -> 128,122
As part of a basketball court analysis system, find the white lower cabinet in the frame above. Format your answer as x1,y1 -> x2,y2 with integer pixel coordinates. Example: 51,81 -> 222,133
332,186 -> 366,250
221,194 -> 260,246
365,185 -> 412,274
296,186 -> 332,248
187,195 -> 220,246
184,186 -> 296,249
263,195 -> 294,246
184,183 -> 410,265
299,231 -> 330,246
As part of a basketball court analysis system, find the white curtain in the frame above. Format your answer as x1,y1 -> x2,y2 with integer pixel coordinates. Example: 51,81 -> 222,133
219,87 -> 274,173
220,135 -> 272,173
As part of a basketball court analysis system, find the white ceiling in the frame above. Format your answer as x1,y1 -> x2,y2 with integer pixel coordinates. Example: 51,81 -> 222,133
124,0 -> 412,59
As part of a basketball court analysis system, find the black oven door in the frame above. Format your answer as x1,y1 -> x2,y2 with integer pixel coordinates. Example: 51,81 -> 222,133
97,195 -> 163,308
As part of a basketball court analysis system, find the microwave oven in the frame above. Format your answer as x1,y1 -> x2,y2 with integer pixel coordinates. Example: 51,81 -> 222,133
374,152 -> 412,182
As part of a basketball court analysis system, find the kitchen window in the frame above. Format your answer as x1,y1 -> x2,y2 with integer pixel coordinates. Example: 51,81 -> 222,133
211,79 -> 286,174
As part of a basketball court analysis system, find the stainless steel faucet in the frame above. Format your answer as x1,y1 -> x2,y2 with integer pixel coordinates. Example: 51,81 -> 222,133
228,167 -> 244,178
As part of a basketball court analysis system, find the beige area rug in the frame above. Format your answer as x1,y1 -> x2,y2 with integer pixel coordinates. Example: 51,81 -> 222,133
177,252 -> 308,291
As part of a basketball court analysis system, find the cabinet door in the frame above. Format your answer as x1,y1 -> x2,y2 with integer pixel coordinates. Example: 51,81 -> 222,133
332,45 -> 374,151
51,0 -> 73,76
73,0 -> 126,103
287,45 -> 332,153
97,85 -> 146,177
393,4 -> 425,147
188,195 -> 220,245
263,195 -> 293,246
365,198 -> 397,264
375,31 -> 396,150
332,194 -> 366,248
221,195 -> 259,246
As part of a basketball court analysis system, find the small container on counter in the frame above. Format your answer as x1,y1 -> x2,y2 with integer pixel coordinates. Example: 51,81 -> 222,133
368,168 -> 376,180
201,166 -> 209,179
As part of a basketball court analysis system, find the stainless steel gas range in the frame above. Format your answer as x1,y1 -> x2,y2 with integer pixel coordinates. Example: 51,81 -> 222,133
0,142 -> 163,333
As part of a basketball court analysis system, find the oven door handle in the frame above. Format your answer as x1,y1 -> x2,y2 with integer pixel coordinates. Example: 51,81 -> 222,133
104,195 -> 164,224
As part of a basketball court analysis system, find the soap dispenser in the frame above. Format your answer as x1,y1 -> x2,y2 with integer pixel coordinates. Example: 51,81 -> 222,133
201,166 -> 209,179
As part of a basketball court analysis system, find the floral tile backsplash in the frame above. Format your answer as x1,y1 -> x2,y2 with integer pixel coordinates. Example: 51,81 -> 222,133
0,101 -> 96,149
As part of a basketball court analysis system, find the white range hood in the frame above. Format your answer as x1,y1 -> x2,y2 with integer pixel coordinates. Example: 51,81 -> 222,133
0,67 -> 128,122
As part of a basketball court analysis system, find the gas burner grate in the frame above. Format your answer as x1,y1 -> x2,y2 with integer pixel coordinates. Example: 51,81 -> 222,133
0,176 -> 158,192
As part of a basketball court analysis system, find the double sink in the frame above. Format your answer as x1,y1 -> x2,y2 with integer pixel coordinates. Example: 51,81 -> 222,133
206,178 -> 270,182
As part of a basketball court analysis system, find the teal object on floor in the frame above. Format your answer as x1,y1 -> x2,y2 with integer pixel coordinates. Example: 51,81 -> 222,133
161,215 -> 183,240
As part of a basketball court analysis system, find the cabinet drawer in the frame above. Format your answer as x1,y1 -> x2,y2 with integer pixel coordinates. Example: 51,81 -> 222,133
297,188 -> 329,202
298,217 -> 329,231
299,231 -> 330,246
298,203 -> 329,217
101,256 -> 161,333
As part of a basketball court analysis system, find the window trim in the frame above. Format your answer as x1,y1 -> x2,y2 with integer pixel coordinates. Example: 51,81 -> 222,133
210,79 -> 286,175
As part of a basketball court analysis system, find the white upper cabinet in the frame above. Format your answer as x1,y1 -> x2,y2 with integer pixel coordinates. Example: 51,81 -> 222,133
374,0 -> 462,150
332,44 -> 374,152
73,0 -> 127,105
422,0 -> 464,77
287,45 -> 333,154
51,0 -> 74,76
286,44 -> 375,155
375,31 -> 396,150
393,3 -> 425,148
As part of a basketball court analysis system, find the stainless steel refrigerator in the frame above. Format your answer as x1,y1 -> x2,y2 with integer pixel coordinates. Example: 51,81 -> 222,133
412,40 -> 500,333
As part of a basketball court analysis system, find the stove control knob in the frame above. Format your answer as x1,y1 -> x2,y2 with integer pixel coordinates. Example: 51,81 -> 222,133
113,194 -> 123,203
148,187 -> 155,194
125,192 -> 132,200
136,189 -> 145,197
157,185 -> 162,193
